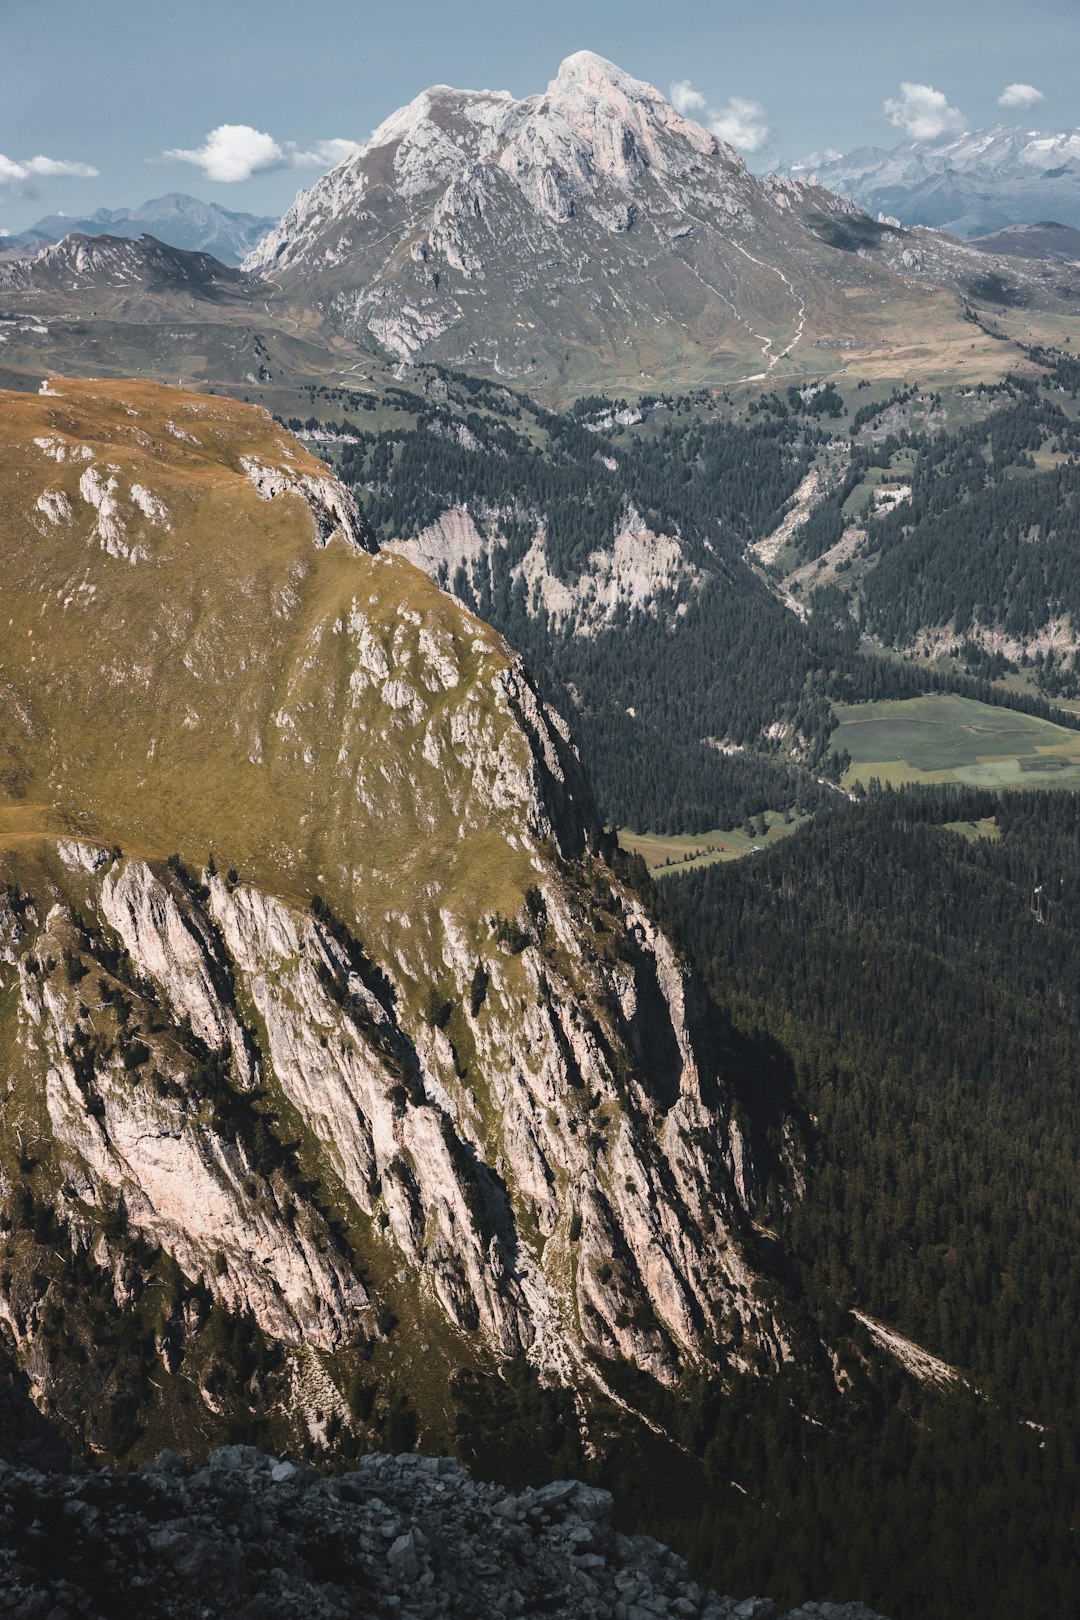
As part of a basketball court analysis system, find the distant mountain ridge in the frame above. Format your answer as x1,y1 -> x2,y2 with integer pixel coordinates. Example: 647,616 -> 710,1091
780,124 -> 1080,236
5,193 -> 273,265
0,232 -> 255,316
970,220 -> 1080,262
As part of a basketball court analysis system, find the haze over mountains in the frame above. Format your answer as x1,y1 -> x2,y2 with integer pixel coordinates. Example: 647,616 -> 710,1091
2,193 -> 274,265
782,124 -> 1080,238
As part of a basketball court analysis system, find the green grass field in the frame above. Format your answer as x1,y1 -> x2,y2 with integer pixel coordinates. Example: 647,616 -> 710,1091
943,816 -> 1001,843
618,812 -> 808,875
833,693 -> 1080,789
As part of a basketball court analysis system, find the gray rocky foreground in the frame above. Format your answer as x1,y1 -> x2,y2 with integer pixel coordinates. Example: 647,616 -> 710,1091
0,1446 -> 886,1620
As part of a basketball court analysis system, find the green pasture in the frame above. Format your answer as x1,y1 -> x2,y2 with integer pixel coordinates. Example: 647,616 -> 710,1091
943,816 -> 1001,843
833,693 -> 1080,789
618,811 -> 808,875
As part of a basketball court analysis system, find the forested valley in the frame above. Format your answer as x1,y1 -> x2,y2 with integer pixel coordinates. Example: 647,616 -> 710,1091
788,353 -> 1080,690
301,363 -> 1080,833
284,363 -> 1080,1619
459,787 -> 1080,1620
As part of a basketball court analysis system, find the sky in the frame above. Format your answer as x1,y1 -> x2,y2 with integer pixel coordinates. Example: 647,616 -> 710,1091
3,0 -> 1079,233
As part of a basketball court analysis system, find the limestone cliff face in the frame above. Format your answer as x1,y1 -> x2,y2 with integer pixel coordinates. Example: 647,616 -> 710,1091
2,826 -> 776,1396
387,503 -> 705,639
0,378 -> 795,1457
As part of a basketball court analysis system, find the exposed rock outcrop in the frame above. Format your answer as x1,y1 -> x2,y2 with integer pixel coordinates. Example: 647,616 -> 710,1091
387,503 -> 704,637
4,825 -> 779,1391
0,1445 -> 890,1620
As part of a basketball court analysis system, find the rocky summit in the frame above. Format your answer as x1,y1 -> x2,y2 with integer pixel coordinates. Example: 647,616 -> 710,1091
0,1445 -> 887,1620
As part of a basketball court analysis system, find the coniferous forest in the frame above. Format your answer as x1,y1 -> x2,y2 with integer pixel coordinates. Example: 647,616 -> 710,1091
320,364 -> 1080,832
452,788 -> 1080,1620
650,788 -> 1080,1618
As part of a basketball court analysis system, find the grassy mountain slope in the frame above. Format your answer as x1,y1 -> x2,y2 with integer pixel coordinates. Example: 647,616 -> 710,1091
0,378 -> 823,1479
0,377 -> 536,932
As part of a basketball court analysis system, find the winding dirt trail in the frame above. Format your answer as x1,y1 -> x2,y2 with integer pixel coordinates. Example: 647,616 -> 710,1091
656,184 -> 807,381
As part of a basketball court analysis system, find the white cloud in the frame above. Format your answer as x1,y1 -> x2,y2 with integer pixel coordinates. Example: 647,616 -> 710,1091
709,97 -> 770,154
0,152 -> 98,189
667,79 -> 770,153
998,82 -> 1045,110
165,124 -> 285,184
669,80 -> 707,117
884,82 -> 965,142
164,124 -> 361,182
290,137 -> 362,168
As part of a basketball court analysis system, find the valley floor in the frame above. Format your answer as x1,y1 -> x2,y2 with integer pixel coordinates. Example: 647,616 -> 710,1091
833,691 -> 1080,789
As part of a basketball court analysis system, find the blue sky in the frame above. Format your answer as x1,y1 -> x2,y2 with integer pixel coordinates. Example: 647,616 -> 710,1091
4,0 -> 1078,232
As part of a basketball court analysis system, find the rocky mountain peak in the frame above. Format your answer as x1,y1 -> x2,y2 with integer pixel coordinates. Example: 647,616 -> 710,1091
543,49 -> 721,166
242,51 -> 802,384
521,48 -> 722,192
247,51 -> 736,276
0,232 -> 250,300
551,47 -> 632,88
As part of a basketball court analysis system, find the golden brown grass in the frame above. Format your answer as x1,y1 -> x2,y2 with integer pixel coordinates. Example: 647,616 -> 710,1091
0,379 -> 546,1002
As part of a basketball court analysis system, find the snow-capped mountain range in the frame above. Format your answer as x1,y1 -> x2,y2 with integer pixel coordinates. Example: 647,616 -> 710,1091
781,125 -> 1080,238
